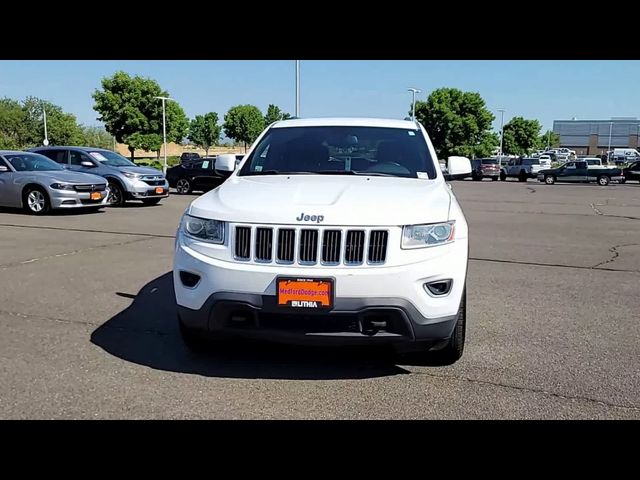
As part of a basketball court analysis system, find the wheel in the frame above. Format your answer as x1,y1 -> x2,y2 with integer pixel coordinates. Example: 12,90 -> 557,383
518,170 -> 528,182
23,186 -> 50,215
175,178 -> 192,194
142,198 -> 162,206
544,175 -> 555,185
597,175 -> 610,186
107,181 -> 125,207
399,288 -> 466,366
619,178 -> 626,184
491,177 -> 498,181
500,171 -> 506,181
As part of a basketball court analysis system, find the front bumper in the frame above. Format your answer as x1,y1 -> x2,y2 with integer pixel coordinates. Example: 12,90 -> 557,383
126,179 -> 170,199
48,188 -> 110,209
173,234 -> 467,345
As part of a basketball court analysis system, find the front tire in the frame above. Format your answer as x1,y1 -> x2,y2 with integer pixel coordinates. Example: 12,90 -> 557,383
400,288 -> 466,366
491,176 -> 498,181
597,175 -> 610,186
518,170 -> 528,182
544,175 -> 555,185
176,178 -> 192,194
23,187 -> 50,215
107,181 -> 125,207
500,171 -> 507,181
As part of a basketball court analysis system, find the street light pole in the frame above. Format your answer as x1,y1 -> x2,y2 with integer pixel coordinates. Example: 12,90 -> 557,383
154,96 -> 173,174
295,60 -> 300,118
547,129 -> 551,150
497,109 -> 505,156
608,122 -> 613,161
42,105 -> 49,146
407,88 -> 421,121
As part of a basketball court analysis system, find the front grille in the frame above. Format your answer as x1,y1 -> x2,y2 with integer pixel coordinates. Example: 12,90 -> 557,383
368,230 -> 388,264
322,230 -> 342,264
143,180 -> 165,186
74,184 -> 106,192
234,226 -> 251,260
345,230 -> 365,264
277,229 -> 295,263
299,229 -> 319,263
233,226 -> 388,266
254,228 -> 273,262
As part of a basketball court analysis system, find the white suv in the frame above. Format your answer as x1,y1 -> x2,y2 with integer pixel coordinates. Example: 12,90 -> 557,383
173,118 -> 471,364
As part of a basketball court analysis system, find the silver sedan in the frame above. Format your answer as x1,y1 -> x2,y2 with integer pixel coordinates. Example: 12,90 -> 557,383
0,151 -> 110,215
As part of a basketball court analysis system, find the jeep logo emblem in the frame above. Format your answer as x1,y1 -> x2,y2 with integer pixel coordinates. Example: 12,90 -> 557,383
296,212 -> 324,223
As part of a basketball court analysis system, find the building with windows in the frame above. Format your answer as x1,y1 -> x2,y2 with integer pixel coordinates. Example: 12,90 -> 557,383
553,118 -> 640,155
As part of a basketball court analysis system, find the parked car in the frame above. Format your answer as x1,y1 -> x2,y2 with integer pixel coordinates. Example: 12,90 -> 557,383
622,161 -> 640,183
583,158 -> 618,170
500,157 -> 542,182
537,161 -> 624,186
609,148 -> 640,164
174,117 -> 472,365
0,151 -> 109,215
30,146 -> 169,207
471,158 -> 500,181
166,157 -> 226,194
538,155 -> 552,169
180,152 -> 201,164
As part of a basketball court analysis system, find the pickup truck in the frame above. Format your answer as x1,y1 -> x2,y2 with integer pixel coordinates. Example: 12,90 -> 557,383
537,161 -> 624,186
500,157 -> 542,182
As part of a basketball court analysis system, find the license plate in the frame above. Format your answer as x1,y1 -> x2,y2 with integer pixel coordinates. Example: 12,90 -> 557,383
277,277 -> 334,309
155,187 -> 164,194
90,192 -> 102,200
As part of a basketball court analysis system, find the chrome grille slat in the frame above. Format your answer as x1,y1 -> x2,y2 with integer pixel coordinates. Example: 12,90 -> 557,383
345,230 -> 365,264
234,226 -> 251,260
299,229 -> 318,264
368,230 -> 388,264
322,230 -> 341,264
255,227 -> 273,262
277,228 -> 295,263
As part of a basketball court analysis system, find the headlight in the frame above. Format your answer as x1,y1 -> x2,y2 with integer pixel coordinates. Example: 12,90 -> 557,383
402,221 -> 455,249
50,183 -> 75,190
181,214 -> 225,244
122,172 -> 141,179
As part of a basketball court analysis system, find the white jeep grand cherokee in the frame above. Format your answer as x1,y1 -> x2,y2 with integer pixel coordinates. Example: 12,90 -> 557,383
173,118 -> 472,365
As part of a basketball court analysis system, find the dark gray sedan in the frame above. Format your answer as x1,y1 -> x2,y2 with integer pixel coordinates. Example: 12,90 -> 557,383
0,151 -> 109,215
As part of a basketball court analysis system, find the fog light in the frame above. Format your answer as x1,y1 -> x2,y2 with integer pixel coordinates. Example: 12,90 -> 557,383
424,279 -> 452,296
179,271 -> 201,288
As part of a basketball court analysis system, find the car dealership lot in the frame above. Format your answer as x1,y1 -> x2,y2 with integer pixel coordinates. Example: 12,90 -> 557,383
0,181 -> 639,419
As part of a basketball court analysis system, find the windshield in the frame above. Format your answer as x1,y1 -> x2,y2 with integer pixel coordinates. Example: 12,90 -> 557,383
88,150 -> 136,167
481,159 -> 498,165
5,153 -> 63,171
238,126 -> 437,179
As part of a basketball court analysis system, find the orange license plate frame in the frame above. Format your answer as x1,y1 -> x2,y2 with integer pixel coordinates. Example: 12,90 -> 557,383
276,277 -> 334,310
155,187 -> 164,194
90,192 -> 102,201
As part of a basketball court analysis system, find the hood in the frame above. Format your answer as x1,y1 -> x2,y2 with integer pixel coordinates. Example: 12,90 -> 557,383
188,175 -> 452,226
117,166 -> 164,176
29,170 -> 107,184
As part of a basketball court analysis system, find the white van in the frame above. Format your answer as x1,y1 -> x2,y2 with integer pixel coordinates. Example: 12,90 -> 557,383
610,149 -> 640,163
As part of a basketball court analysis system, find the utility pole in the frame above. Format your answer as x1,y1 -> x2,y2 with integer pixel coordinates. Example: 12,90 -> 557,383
407,88 -> 421,121
295,60 -> 300,117
154,96 -> 174,174
42,105 -> 49,146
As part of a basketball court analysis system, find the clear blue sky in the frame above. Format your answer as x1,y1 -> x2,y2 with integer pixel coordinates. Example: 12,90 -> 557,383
1,60 -> 638,132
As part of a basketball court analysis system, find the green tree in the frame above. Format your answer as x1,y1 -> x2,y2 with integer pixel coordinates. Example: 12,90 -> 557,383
188,112 -> 221,156
92,71 -> 189,160
223,104 -> 265,151
0,98 -> 27,149
539,130 -> 560,150
414,88 -> 497,159
80,126 -> 115,150
264,104 -> 291,125
124,132 -> 163,156
22,97 -> 84,147
501,117 -> 542,156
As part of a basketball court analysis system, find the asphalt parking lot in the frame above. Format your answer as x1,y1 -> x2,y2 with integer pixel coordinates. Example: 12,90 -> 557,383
1,179 -> 639,419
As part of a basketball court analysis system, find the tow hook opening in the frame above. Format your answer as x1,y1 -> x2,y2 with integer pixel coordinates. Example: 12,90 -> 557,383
358,314 -> 388,336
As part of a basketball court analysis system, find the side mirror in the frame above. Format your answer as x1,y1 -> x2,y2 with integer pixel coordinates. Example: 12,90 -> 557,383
215,154 -> 237,178
0,165 -> 8,172
81,161 -> 95,167
444,156 -> 472,181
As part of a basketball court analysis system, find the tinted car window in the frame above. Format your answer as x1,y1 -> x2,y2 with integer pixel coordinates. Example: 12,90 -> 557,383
5,153 -> 63,171
239,126 -> 437,179
39,150 -> 67,164
70,151 -> 93,166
